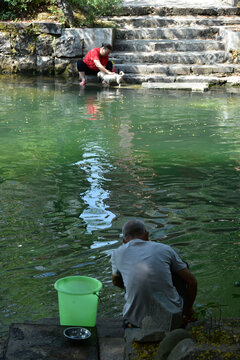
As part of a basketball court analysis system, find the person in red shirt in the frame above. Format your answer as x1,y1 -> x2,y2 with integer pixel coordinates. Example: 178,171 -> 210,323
77,43 -> 115,86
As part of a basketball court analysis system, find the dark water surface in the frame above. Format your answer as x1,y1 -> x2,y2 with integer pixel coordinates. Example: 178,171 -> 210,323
0,76 -> 240,336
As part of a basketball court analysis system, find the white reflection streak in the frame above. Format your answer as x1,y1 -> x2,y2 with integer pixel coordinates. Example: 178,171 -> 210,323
73,144 -> 115,233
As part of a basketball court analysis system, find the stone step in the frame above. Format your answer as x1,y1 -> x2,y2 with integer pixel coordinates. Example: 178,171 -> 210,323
112,50 -> 229,64
113,63 -> 236,75
115,26 -> 219,40
109,15 -> 240,28
141,82 -> 210,92
114,39 -> 225,52
116,6 -> 239,17
123,73 -> 227,84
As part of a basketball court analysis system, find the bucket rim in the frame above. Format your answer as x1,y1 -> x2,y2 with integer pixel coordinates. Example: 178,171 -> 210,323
54,275 -> 102,295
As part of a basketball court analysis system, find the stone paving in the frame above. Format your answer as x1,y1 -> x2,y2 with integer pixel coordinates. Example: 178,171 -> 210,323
1,318 -> 124,360
122,0 -> 234,8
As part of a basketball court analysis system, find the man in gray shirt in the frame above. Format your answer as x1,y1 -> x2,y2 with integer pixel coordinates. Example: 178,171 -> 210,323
111,219 -> 197,328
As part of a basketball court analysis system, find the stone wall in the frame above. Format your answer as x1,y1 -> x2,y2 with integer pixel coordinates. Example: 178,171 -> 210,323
0,22 -> 114,76
222,0 -> 239,5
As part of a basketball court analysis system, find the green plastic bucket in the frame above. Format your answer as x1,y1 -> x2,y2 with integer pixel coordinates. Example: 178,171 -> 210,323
54,276 -> 102,327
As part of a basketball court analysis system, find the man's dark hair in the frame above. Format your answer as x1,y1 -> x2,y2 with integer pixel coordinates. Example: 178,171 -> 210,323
122,219 -> 147,240
102,43 -> 112,51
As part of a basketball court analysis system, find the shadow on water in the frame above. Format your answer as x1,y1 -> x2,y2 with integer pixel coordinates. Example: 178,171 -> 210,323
0,75 -> 240,335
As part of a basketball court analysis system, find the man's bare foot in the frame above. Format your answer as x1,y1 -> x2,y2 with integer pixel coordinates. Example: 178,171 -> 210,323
79,79 -> 86,86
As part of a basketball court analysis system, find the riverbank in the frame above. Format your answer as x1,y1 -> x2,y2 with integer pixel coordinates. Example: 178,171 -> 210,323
1,317 -> 240,360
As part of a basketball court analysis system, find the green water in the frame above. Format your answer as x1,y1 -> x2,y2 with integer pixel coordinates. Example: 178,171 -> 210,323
0,76 -> 240,336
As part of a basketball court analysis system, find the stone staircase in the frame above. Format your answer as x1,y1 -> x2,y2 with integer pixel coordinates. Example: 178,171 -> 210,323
107,6 -> 240,88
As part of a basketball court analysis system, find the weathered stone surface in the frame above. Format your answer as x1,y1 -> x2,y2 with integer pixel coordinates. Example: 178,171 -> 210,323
0,55 -> 17,73
36,34 -> 54,56
176,75 -> 226,84
75,28 -> 115,54
191,64 -> 234,74
225,75 -> 240,83
99,337 -> 124,360
16,56 -> 36,72
13,35 -> 36,56
54,57 -> 70,74
69,28 -> 114,54
32,21 -> 62,35
5,323 -> 98,360
2,318 -> 124,360
233,64 -> 240,72
142,82 -> 210,91
97,318 -> 124,338
54,57 -> 80,76
0,32 -> 11,54
0,21 -> 30,32
154,329 -> 193,360
113,50 -> 229,64
115,39 -> 224,52
169,65 -> 191,75
223,0 -> 239,5
96,318 -> 125,360
106,15 -> 240,28
220,27 -> 240,52
36,56 -> 54,74
167,338 -> 195,360
115,27 -> 219,40
55,29 -> 83,58
144,75 -> 175,82
127,327 -> 166,343
117,5 -> 240,17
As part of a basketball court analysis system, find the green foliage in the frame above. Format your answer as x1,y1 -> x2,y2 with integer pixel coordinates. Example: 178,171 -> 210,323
0,0 -> 53,20
195,302 -> 228,333
0,0 -> 122,25
70,0 -> 123,25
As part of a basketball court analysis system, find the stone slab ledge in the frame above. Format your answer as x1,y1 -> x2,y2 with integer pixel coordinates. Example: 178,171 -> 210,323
0,21 -> 63,35
142,81 -> 210,91
117,6 -> 240,16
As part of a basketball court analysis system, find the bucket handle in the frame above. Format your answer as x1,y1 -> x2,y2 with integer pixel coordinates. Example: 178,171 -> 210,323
94,292 -> 102,303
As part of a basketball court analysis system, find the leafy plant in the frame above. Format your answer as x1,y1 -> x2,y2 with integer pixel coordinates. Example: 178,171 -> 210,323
195,302 -> 227,330
0,0 -> 53,20
69,0 -> 123,26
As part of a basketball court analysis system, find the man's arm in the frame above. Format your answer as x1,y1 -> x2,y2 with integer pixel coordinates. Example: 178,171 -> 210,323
177,268 -> 197,321
112,272 -> 125,289
93,59 -> 114,75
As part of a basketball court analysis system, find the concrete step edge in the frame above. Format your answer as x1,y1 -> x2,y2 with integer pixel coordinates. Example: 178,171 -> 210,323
108,16 -> 240,27
113,6 -> 240,17
114,39 -> 224,44
114,63 -> 239,68
116,26 -> 220,31
141,82 -> 211,91
124,74 -> 227,81
113,50 -> 228,55
113,64 -> 236,75
105,15 -> 240,20
113,42 -> 225,52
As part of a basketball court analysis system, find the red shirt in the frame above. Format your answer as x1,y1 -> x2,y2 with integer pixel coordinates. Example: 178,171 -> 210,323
83,47 -> 109,71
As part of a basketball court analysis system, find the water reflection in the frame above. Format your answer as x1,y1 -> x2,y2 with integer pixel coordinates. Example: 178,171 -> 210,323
79,87 -> 124,121
73,144 -> 116,233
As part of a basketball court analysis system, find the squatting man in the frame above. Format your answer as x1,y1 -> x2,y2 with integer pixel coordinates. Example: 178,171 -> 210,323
111,219 -> 197,329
